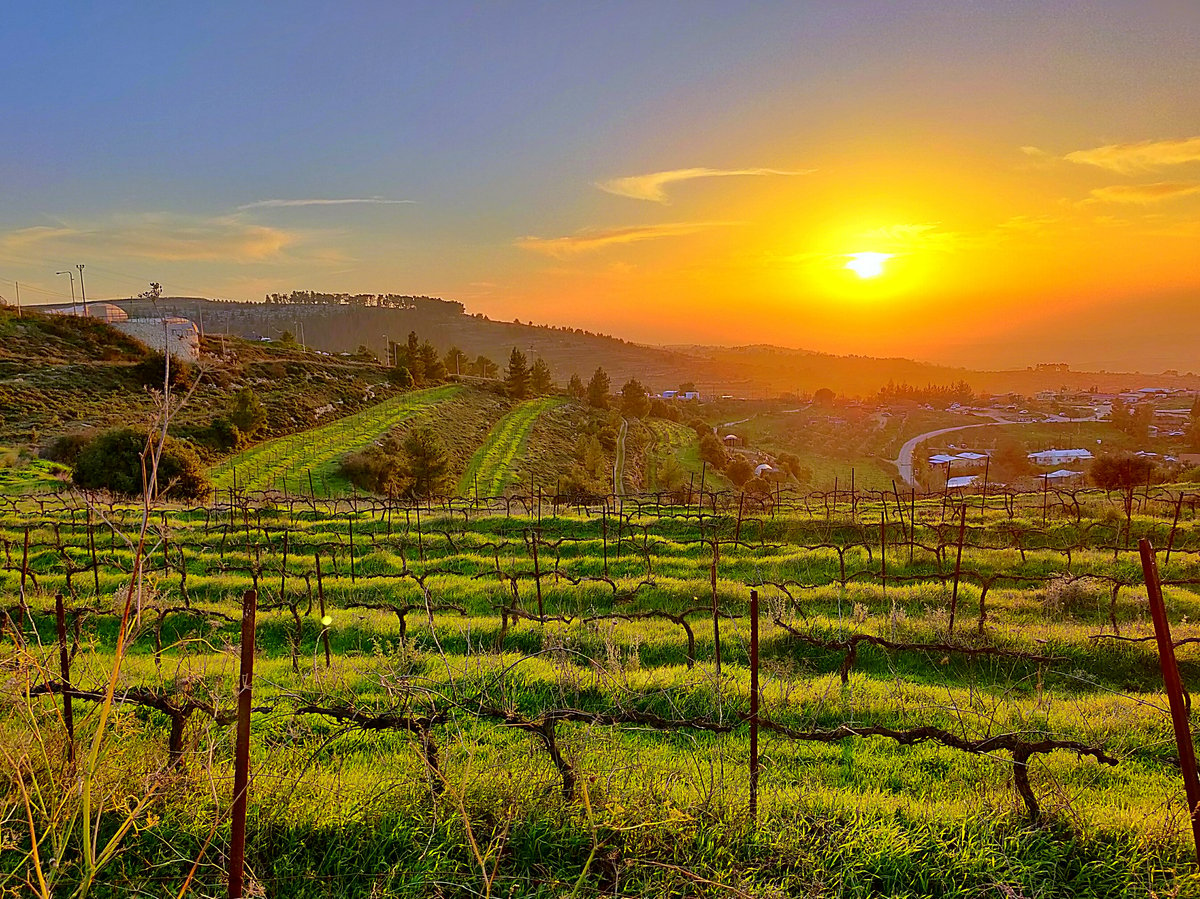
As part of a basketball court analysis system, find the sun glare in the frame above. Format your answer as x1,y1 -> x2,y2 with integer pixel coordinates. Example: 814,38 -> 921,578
844,252 -> 892,279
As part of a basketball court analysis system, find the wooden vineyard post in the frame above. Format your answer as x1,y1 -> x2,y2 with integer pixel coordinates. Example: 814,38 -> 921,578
1140,538 -> 1200,865
749,588 -> 759,826
55,593 -> 75,763
980,457 -> 990,524
601,504 -> 609,578
87,505 -> 100,597
315,553 -> 331,668
531,528 -> 544,619
279,529 -> 288,600
948,503 -> 967,636
711,539 -> 722,675
229,588 -> 257,899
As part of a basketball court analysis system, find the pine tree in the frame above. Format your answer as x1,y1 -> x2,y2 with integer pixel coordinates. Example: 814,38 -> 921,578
530,357 -> 553,395
401,427 -> 453,498
506,348 -> 530,399
566,373 -> 585,400
586,367 -> 610,409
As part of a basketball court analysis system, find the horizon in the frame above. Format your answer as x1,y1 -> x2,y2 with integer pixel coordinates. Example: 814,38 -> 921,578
3,3 -> 1200,372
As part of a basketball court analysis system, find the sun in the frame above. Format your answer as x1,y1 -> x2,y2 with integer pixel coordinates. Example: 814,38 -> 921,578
844,252 -> 893,279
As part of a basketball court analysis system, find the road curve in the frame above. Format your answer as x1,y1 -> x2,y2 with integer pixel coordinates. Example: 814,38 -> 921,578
893,418 -> 1002,486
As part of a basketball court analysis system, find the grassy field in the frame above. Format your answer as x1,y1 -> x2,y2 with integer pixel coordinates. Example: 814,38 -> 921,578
4,484 -> 1200,896
210,385 -> 461,496
459,396 -> 565,497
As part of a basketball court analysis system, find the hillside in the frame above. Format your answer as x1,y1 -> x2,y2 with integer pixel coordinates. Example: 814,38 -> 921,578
0,307 -> 405,455
85,297 -> 1200,399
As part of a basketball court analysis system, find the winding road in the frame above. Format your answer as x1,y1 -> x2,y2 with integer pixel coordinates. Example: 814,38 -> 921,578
891,411 -> 1099,485
893,422 -> 996,486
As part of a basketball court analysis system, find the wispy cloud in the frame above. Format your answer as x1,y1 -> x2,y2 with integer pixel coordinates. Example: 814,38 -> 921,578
237,197 -> 415,211
1088,181 -> 1200,204
858,222 -> 965,252
516,221 -> 734,256
1063,137 -> 1200,174
596,167 -> 812,203
0,214 -> 302,262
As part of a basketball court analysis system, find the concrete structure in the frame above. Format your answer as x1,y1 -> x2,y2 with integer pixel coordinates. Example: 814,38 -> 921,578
946,475 -> 979,488
45,302 -> 128,322
112,316 -> 201,362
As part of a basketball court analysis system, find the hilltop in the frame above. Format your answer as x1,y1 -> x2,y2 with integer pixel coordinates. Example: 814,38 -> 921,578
79,296 -> 1200,400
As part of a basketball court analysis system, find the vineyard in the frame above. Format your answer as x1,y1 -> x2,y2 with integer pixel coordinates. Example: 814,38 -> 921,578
209,385 -> 462,497
458,397 -> 564,498
4,482 -> 1200,897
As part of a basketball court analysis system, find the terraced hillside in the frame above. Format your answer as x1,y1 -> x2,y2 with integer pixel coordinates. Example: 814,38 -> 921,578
459,396 -> 564,496
211,384 -> 461,496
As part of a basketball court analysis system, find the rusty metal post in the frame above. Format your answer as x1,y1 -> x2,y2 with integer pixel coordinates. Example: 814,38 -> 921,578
54,593 -> 74,763
749,588 -> 759,826
229,588 -> 257,899
1140,539 -> 1200,865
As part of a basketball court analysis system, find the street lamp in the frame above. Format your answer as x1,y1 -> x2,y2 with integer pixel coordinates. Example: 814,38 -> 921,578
76,264 -> 88,316
55,271 -> 77,315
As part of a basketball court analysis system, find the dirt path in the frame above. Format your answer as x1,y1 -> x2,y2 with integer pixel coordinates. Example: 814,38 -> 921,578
614,417 -> 629,495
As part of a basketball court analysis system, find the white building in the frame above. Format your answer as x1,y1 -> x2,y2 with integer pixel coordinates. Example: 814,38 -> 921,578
1028,448 -> 1093,466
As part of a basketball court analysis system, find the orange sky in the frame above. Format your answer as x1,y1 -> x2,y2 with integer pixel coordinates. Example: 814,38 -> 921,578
3,4 -> 1199,372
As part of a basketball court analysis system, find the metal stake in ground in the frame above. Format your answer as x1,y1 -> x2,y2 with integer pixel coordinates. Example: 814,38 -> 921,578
55,593 -> 75,763
749,588 -> 759,826
1140,538 -> 1200,865
229,588 -> 257,899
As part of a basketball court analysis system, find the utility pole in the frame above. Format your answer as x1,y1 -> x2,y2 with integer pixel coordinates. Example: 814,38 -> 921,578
76,264 -> 88,316
56,271 -> 77,315
14,282 -> 21,317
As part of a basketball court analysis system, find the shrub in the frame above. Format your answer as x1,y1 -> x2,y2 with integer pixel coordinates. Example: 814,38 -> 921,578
133,351 -> 193,390
73,429 -> 210,500
41,431 -> 95,465
209,417 -> 243,452
227,387 -> 266,437
1042,576 -> 1104,616
726,455 -> 755,486
342,444 -> 404,496
1089,453 -> 1157,490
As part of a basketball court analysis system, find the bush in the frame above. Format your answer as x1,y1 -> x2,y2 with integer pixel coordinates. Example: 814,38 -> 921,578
726,455 -> 755,486
73,429 -> 210,500
342,444 -> 404,496
228,387 -> 266,437
698,433 -> 728,470
1089,453 -> 1157,490
41,431 -> 95,465
386,366 -> 414,388
209,417 -> 243,452
133,352 -> 193,390
1041,576 -> 1104,616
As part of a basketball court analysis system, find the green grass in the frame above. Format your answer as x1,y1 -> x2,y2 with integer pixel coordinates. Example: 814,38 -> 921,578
458,396 -> 563,496
211,384 -> 461,496
0,457 -> 71,495
4,489 -> 1200,897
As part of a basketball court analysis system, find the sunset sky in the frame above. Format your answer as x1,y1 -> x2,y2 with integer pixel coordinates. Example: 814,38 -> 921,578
3,2 -> 1199,371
